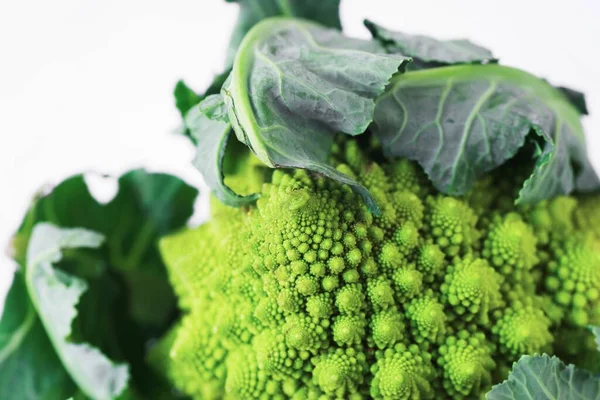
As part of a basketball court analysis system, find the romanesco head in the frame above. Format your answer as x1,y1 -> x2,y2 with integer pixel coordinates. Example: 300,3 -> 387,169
155,139 -> 600,399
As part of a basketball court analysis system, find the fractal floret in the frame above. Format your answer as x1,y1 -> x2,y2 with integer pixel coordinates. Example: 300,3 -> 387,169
155,140 -> 600,400
4,1 -> 600,399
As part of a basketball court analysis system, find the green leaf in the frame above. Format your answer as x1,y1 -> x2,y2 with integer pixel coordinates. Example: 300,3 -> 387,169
174,73 -> 230,118
174,72 -> 231,144
557,86 -> 589,115
176,0 -> 343,145
372,64 -> 600,204
203,70 -> 232,99
365,20 -> 495,67
16,170 -> 197,328
486,354 -> 600,399
176,1 -> 343,145
0,274 -> 34,359
173,80 -> 202,118
176,0 -> 344,144
0,273 -> 76,400
187,94 -> 260,206
225,0 -> 342,66
6,170 -> 197,399
222,18 -> 410,213
25,223 -> 129,400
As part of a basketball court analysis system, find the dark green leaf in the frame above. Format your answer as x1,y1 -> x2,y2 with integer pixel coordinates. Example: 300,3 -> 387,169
486,354 -> 600,399
222,18 -> 410,213
557,86 -> 589,115
225,0 -> 342,66
0,273 -> 76,400
372,64 -> 600,204
173,80 -> 202,118
6,170 -> 197,399
25,223 -> 129,400
20,169 -> 198,324
187,94 -> 260,206
365,20 -> 495,67
0,274 -> 34,356
16,170 -> 197,328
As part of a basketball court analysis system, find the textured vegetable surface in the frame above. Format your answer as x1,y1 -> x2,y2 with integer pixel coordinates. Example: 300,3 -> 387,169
2,0 -> 600,398
154,139 -> 600,399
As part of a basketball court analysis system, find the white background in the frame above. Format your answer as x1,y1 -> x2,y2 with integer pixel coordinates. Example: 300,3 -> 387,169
1,0 -> 600,309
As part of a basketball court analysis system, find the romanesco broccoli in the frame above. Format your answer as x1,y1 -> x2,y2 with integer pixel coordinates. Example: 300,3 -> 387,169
154,140 -> 600,399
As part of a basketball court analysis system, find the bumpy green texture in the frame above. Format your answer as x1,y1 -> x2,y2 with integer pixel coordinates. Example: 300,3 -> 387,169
155,139 -> 600,399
